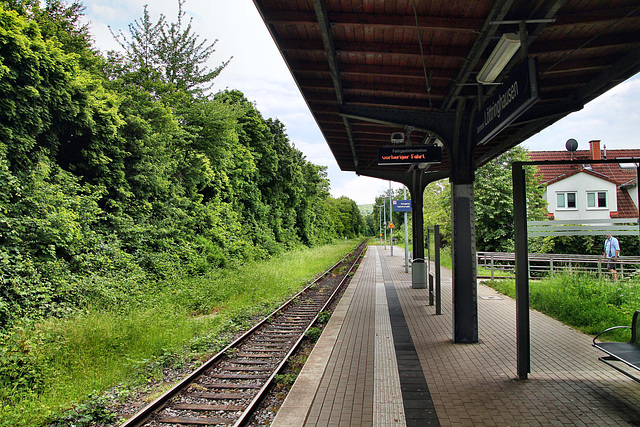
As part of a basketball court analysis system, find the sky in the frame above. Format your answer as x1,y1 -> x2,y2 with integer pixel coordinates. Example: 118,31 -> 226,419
80,0 -> 640,205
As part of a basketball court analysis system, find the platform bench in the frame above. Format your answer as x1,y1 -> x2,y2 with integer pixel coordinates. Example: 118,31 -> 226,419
593,310 -> 640,382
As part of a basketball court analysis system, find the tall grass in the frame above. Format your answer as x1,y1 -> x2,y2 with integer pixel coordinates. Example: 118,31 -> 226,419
487,274 -> 640,341
0,241 -> 357,426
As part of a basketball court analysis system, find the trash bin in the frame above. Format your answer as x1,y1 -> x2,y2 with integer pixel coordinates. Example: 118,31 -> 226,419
412,259 -> 427,289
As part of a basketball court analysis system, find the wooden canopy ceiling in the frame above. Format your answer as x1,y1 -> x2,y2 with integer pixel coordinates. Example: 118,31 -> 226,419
251,0 -> 640,182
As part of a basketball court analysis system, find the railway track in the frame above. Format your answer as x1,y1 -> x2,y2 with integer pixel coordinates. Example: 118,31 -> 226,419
121,241 -> 367,427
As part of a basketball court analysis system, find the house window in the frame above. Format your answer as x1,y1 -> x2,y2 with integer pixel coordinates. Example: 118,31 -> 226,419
557,192 -> 577,209
587,191 -> 607,209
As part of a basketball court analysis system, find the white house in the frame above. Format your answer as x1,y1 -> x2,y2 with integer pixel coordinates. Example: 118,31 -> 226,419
528,140 -> 639,221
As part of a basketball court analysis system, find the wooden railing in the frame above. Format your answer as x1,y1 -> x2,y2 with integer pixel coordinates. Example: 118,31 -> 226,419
477,251 -> 640,280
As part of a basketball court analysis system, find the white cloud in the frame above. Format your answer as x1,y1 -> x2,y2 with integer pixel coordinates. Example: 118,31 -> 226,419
331,176 -> 407,205
524,75 -> 640,151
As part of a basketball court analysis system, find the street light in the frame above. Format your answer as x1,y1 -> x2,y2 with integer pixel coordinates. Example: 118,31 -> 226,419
376,204 -> 384,246
389,182 -> 393,256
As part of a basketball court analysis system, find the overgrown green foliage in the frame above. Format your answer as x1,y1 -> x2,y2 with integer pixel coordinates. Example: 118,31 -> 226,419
0,241 -> 357,426
536,234 -> 640,257
474,147 -> 547,252
0,3 -> 366,422
487,274 -> 640,340
0,1 -> 364,331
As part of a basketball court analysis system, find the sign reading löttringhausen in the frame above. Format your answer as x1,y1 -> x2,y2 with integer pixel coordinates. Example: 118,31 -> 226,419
475,57 -> 539,146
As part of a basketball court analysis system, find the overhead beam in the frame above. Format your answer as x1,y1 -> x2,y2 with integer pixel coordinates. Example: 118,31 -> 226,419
291,62 -> 457,81
280,39 -> 469,59
570,44 -> 640,103
531,31 -> 640,56
311,0 -> 358,169
307,94 -> 445,108
262,10 -> 483,32
338,105 -> 460,144
312,0 -> 343,105
301,78 -> 447,96
552,5 -> 640,27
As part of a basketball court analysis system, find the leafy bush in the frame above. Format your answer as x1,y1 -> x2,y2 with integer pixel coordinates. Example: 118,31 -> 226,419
305,327 -> 323,342
0,327 -> 45,402
48,394 -> 116,427
0,241 -> 357,426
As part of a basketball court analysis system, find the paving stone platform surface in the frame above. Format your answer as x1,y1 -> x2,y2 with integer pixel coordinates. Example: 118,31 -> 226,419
272,245 -> 640,426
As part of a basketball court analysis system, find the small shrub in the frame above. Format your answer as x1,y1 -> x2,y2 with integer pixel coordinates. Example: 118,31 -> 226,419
274,373 -> 298,387
317,311 -> 331,324
48,394 -> 117,426
0,327 -> 45,402
305,327 -> 323,342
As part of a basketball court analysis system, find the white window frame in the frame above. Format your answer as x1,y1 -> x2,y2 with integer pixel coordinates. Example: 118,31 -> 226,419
586,190 -> 608,210
556,191 -> 577,210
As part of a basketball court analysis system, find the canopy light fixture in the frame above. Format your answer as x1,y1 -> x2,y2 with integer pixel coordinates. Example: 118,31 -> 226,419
477,33 -> 521,84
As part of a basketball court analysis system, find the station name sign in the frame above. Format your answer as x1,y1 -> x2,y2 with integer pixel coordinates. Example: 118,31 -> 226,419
378,146 -> 442,165
475,57 -> 540,146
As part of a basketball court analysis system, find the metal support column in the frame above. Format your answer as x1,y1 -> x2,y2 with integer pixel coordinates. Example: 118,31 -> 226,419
389,181 -> 394,256
434,224 -> 442,315
513,162 -> 530,380
411,171 -> 427,289
447,96 -> 478,343
404,187 -> 409,273
451,183 -> 478,342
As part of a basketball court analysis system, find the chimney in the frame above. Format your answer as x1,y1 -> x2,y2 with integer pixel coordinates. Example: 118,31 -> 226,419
589,140 -> 601,160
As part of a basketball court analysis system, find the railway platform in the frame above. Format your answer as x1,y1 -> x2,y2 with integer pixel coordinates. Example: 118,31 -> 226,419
272,244 -> 640,426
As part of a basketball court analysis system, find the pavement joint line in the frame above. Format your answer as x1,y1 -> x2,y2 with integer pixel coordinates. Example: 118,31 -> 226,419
378,247 -> 440,427
373,248 -> 406,426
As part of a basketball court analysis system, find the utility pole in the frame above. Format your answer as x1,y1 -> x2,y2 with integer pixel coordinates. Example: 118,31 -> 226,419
383,201 -> 387,249
404,187 -> 409,272
376,204 -> 384,246
389,181 -> 393,256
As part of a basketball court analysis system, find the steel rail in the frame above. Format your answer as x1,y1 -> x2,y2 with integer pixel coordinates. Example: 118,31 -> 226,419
233,241 -> 366,426
121,240 -> 366,427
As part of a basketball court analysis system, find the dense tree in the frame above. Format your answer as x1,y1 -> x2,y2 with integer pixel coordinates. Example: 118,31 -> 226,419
326,197 -> 364,239
416,147 -> 546,252
109,0 -> 230,94
474,147 -> 547,252
0,0 -> 364,328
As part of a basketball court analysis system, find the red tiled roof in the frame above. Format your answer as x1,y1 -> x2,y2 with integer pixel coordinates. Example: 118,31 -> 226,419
527,147 -> 640,220
611,188 -> 639,219
528,149 -> 640,187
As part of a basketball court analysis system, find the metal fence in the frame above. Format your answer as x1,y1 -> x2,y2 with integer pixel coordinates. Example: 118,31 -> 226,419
477,251 -> 640,280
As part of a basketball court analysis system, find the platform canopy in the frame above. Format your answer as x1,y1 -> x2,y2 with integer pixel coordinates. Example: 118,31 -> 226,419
251,0 -> 640,182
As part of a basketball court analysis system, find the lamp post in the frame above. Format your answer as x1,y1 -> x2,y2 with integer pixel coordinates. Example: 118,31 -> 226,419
389,182 -> 393,256
376,204 -> 384,246
381,201 -> 387,249
404,187 -> 409,273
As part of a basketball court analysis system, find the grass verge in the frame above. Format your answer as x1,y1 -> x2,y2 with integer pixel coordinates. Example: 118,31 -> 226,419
0,240 -> 358,426
486,273 -> 640,342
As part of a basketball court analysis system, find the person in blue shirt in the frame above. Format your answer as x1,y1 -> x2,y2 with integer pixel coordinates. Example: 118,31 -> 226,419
603,234 -> 621,280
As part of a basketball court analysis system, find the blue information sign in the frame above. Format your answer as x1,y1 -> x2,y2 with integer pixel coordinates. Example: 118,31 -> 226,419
393,200 -> 412,212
